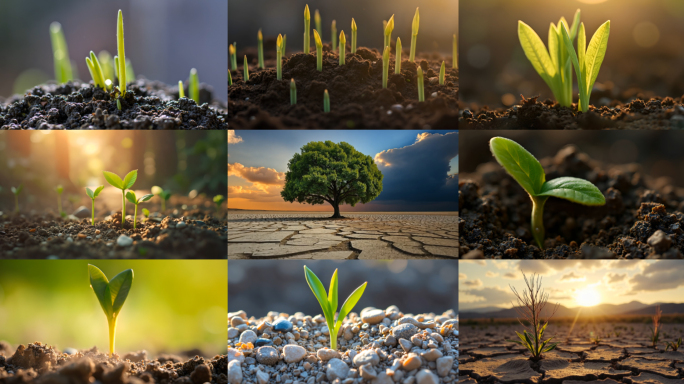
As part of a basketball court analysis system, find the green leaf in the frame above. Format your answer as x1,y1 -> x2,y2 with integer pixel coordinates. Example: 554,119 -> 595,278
328,269 -> 339,316
548,23 -> 559,69
578,23 -> 586,80
142,208 -> 150,217
125,191 -> 137,204
56,185 -> 64,194
304,266 -> 332,321
489,137 -> 545,196
86,187 -> 94,199
103,171 -> 123,189
584,20 -> 610,95
93,185 -> 105,198
518,21 -> 556,88
335,281 -> 367,331
88,264 -> 113,317
123,170 -> 138,190
538,177 -> 605,206
569,9 -> 581,39
560,23 -> 588,111
139,194 -> 154,203
11,185 -> 23,195
108,269 -> 133,314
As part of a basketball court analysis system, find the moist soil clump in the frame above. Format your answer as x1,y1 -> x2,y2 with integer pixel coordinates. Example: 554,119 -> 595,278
459,146 -> 684,259
0,341 -> 227,384
229,42 -> 458,129
0,79 -> 227,130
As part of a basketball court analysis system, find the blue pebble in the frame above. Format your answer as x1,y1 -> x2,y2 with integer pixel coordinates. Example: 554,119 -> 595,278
254,338 -> 273,347
273,319 -> 293,333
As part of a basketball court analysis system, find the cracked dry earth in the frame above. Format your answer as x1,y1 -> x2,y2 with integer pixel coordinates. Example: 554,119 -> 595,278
227,213 -> 459,259
227,306 -> 458,384
459,323 -> 684,384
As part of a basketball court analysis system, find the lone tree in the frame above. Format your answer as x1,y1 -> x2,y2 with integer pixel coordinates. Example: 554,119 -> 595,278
281,141 -> 383,218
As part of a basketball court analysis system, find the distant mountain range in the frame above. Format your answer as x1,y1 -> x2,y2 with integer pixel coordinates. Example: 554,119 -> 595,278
460,301 -> 684,319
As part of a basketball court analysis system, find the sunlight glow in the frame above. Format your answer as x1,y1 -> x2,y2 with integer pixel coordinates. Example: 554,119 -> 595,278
575,287 -> 601,307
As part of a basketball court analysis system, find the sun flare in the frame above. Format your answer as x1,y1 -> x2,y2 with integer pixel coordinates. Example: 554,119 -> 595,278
575,287 -> 601,307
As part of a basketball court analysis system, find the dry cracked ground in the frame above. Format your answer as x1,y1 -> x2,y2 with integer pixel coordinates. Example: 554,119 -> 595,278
227,212 -> 459,259
459,323 -> 684,384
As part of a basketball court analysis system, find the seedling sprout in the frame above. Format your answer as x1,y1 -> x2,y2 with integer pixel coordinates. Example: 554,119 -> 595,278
277,34 -> 284,80
666,338 -> 682,352
489,137 -> 605,248
88,264 -> 133,357
417,67 -> 425,102
339,31 -> 346,65
85,186 -> 104,225
282,35 -> 287,55
290,79 -> 297,105
125,191 -> 153,229
86,51 -> 106,89
98,51 -> 114,82
243,56 -> 249,81
439,61 -> 445,85
229,44 -> 237,70
257,29 -> 265,69
314,10 -> 322,40
304,5 -> 311,54
190,68 -> 200,104
395,38 -> 402,74
11,185 -> 22,213
351,18 -> 358,54
228,72 -> 232,86
103,170 -> 138,229
314,29 -> 323,71
331,20 -> 337,54
382,46 -> 390,88
304,266 -> 367,350
116,10 -> 127,96
55,185 -> 65,218
213,194 -> 225,212
410,8 -> 419,62
179,80 -> 185,98
384,15 -> 395,48
324,89 -> 330,112
50,22 -> 73,84
152,186 -> 171,212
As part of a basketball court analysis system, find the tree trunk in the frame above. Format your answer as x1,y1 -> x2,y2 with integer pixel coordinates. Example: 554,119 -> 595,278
330,202 -> 342,219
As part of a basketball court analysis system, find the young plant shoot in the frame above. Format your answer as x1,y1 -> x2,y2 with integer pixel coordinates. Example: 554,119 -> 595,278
417,67 -> 425,102
179,80 -> 185,98
142,208 -> 150,218
314,29 -> 323,71
666,338 -> 682,352
103,170 -> 138,229
282,35 -> 287,55
88,264 -> 133,357
382,46 -> 390,88
395,38 -> 402,74
86,186 -> 104,225
384,15 -> 395,48
304,266 -> 367,350
351,18 -> 358,54
489,137 -> 605,248
213,194 -> 225,212
55,185 -> 64,217
50,22 -> 73,84
651,305 -> 662,348
243,56 -> 249,81
339,31 -> 346,65
331,20 -> 337,54
410,8 -> 419,62
314,10 -> 322,41
117,10 -> 127,96
152,187 -> 172,212
277,34 -> 284,80
86,51 -> 107,89
290,78 -> 297,105
190,68 -> 200,104
324,89 -> 330,112
125,191 -> 153,229
453,34 -> 458,69
229,44 -> 237,71
11,185 -> 22,213
439,61 -> 446,85
257,29 -> 265,69
304,5 -> 311,54
228,72 -> 232,86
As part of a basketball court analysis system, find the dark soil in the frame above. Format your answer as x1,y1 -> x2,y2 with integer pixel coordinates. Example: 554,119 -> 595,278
228,40 -> 458,129
0,79 -> 227,130
0,342 -> 227,384
0,206 -> 227,259
459,145 -> 684,259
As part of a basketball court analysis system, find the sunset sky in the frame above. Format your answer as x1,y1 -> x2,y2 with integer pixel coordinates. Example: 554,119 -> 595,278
460,260 -> 684,311
228,130 -> 458,212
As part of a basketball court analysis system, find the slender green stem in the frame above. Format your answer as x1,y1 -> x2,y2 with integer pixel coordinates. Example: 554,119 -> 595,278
108,315 -> 117,356
410,8 -> 419,62
417,67 -> 425,102
331,20 -> 337,54
304,5 -> 310,54
439,61 -> 445,85
121,190 -> 126,229
339,31 -> 346,65
257,29 -> 264,69
531,195 -> 548,249
324,89 -> 330,112
351,19 -> 357,54
382,46 -> 390,88
314,29 -> 323,71
395,38 -> 402,74
384,15 -> 394,48
277,34 -> 283,80
453,34 -> 458,69
14,195 -> 18,213
117,10 -> 126,96
91,199 -> 95,225
330,324 -> 337,350
243,56 -> 249,81
133,204 -> 138,229
162,199 -> 166,212
190,68 -> 199,104
290,79 -> 297,105
179,80 -> 185,98
229,44 -> 237,70
410,35 -> 418,63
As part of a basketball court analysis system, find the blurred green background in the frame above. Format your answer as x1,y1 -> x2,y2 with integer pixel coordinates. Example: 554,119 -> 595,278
0,260 -> 227,357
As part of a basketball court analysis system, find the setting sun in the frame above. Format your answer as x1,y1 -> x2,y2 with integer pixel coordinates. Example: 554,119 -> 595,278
575,287 -> 601,307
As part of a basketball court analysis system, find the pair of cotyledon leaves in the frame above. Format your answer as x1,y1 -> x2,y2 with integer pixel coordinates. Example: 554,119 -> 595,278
490,137 -> 605,206
102,170 -> 151,203
88,264 -> 133,320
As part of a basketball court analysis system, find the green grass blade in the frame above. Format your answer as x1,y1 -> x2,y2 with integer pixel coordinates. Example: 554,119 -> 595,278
578,23 -> 586,81
328,269 -> 338,313
123,170 -> 138,189
103,171 -> 124,189
190,68 -> 200,104
489,137 -> 545,196
304,266 -> 332,319
109,269 -> 133,314
518,21 -> 556,87
584,20 -> 610,95
335,281 -> 366,330
88,265 -> 113,317
569,9 -> 581,39
538,177 -> 605,205
117,10 -> 126,94
560,24 -> 588,111
548,23 -> 559,69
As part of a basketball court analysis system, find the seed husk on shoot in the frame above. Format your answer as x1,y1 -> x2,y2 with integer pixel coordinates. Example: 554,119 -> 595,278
395,37 -> 402,74
304,5 -> 311,54
277,34 -> 284,80
384,15 -> 395,48
55,185 -> 64,217
50,22 -> 74,84
331,20 -> 337,54
86,51 -> 107,89
290,78 -> 297,105
410,8 -> 419,62
314,29 -> 323,71
189,68 -> 200,104
243,56 -> 249,81
229,44 -> 237,70
179,80 -> 185,98
85,186 -> 104,225
257,29 -> 265,69
88,264 -> 133,357
116,10 -> 127,96
439,61 -> 445,85
453,34 -> 458,69
339,31 -> 346,65
11,185 -> 22,213
351,18 -> 358,54
304,266 -> 367,351
125,191 -> 153,229
213,195 -> 225,212
489,137 -> 605,248
103,170 -> 138,229
314,10 -> 322,40
324,89 -> 330,112
382,46 -> 390,88
417,67 -> 425,101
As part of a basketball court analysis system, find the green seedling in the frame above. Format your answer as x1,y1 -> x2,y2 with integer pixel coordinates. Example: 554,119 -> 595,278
55,185 -> 65,217
98,51 -> 115,83
351,18 -> 358,54
331,20 -> 337,54
507,271 -> 559,361
417,67 -> 425,101
339,31 -> 346,65
314,29 -> 323,71
382,46 -> 390,88
590,332 -> 602,345
258,29 -> 264,69
304,5 -> 311,54
453,34 -> 458,69
179,80 -> 185,98
117,10 -> 127,96
489,137 -> 605,249
229,44 -> 237,71
277,34 -> 284,80
103,170 -> 138,229
85,186 -> 104,225
314,10 -> 322,40
290,79 -> 297,105
243,56 -> 249,81
395,38 -> 402,74
152,186 -> 171,212
213,194 -> 225,212
282,34 -> 287,55
142,208 -> 150,218
384,15 -> 394,48
189,68 -> 200,104
88,264 -> 133,357
125,191 -> 153,229
50,22 -> 73,84
666,338 -> 682,352
439,61 -> 445,85
86,51 -> 107,89
304,266 -> 367,350
11,185 -> 22,213
614,331 -> 621,337
324,89 -> 330,112
650,305 -> 662,348
410,8 -> 419,62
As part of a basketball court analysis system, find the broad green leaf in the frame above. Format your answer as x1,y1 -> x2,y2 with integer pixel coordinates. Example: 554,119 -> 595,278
125,191 -> 137,204
86,187 -> 94,199
109,269 -> 133,314
93,186 -> 104,197
569,9 -> 581,39
88,264 -> 113,317
489,137 -> 545,196
538,177 -> 605,206
548,23 -> 559,68
328,269 -> 338,316
335,281 -> 367,330
585,20 -> 610,95
139,194 -> 154,203
103,171 -> 123,189
518,21 -> 556,87
123,170 -> 138,190
304,266 -> 332,320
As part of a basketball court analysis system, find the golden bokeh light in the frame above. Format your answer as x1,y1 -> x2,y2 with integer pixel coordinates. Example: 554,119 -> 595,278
633,21 -> 660,48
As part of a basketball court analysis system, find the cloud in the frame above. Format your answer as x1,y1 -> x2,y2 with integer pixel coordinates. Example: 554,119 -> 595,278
416,132 -> 432,142
462,286 -> 516,306
559,272 -> 585,282
628,261 -> 684,293
486,271 -> 499,278
605,272 -> 627,284
463,279 -> 483,287
228,163 -> 285,191
503,272 -> 517,279
459,273 -> 467,280
228,130 -> 243,144
516,260 -> 606,275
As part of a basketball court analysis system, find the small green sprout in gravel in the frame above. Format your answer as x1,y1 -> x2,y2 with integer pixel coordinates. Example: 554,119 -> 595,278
125,191 -> 153,229
507,271 -> 559,361
453,34 -> 458,69
50,22 -> 73,84
55,185 -> 65,217
277,34 -> 284,80
213,194 -> 225,212
590,332 -> 602,345
179,80 -> 185,98
304,5 -> 311,54
304,265 -> 367,350
86,51 -> 106,89
88,264 -> 133,357
410,8 -> 419,62
384,14 -> 394,48
11,185 -> 22,213
243,56 -> 249,81
189,68 -> 200,104
103,170 -> 138,229
257,29 -> 264,69
382,46 -> 390,88
339,31 -> 346,65
324,89 -> 330,112
85,186 -> 104,225
650,305 -> 662,348
229,44 -> 237,70
666,337 -> 682,351
290,78 -> 297,105
314,29 -> 323,71
351,18 -> 357,54
417,67 -> 425,101
314,10 -> 322,40
116,10 -> 127,96
395,37 -> 402,74
439,61 -> 445,85
489,137 -> 605,248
